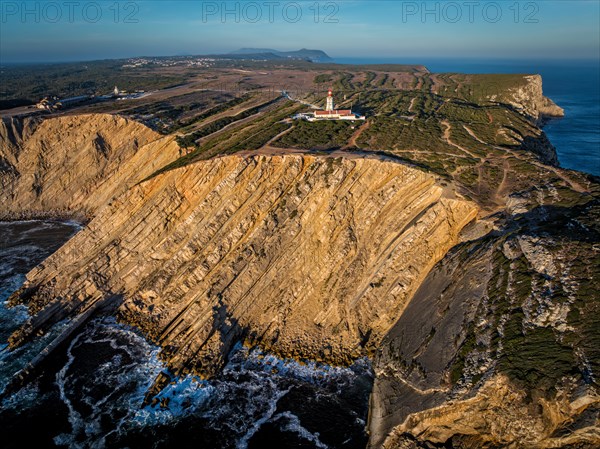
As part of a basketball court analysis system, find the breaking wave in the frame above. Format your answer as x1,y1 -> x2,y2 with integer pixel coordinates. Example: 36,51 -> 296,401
0,220 -> 373,449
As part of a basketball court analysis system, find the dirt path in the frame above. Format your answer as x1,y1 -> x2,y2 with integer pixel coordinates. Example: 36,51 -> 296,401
496,157 -> 511,200
414,75 -> 423,91
464,123 -> 588,194
241,146 -> 418,167
180,95 -> 282,138
193,97 -> 286,144
283,92 -> 319,109
441,120 -> 480,159
463,125 -> 488,145
440,120 -> 487,197
526,159 -> 588,193
264,124 -> 294,147
408,97 -> 417,113
345,120 -> 370,149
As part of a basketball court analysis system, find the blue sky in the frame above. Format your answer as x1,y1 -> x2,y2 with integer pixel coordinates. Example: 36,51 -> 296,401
1,1 -> 599,63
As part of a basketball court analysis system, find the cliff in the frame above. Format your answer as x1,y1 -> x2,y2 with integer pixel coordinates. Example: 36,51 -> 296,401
0,114 -> 181,220
494,74 -> 565,125
368,188 -> 600,448
1,100 -> 597,448
1,114 -> 477,379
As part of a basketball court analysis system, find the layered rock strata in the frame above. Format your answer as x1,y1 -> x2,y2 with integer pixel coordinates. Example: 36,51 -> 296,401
0,114 -> 180,219
5,145 -> 476,377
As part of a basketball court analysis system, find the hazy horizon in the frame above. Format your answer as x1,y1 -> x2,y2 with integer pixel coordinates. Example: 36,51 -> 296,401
1,1 -> 599,64
1,53 -> 599,67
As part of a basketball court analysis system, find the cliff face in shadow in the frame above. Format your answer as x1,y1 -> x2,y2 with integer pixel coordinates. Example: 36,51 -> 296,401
369,198 -> 600,448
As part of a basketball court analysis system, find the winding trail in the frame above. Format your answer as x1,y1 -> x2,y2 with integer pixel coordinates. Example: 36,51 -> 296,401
408,97 -> 417,113
464,123 -> 588,194
497,157 -> 511,200
441,120 -> 480,160
192,97 -> 287,144
345,120 -> 370,149
463,125 -> 487,145
264,124 -> 294,147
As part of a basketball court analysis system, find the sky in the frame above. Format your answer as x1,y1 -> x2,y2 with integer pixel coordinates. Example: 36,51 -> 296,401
1,0 -> 599,63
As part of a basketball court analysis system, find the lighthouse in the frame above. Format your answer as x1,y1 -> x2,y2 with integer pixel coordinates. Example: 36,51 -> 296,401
303,87 -> 366,121
326,88 -> 334,112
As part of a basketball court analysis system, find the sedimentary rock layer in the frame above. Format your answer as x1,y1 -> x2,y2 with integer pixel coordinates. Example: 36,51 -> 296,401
0,114 -> 180,219
2,117 -> 476,376
2,101 -> 596,447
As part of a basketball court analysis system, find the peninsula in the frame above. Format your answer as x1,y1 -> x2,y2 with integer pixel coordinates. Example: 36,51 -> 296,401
1,58 -> 598,448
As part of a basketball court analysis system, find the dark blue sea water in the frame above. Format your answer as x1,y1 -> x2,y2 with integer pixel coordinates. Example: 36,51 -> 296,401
336,57 -> 600,177
0,221 -> 372,449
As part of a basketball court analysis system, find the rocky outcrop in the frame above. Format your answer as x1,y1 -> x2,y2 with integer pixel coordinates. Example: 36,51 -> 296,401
6,149 -> 477,377
0,114 -> 181,220
3,108 -> 595,448
368,197 -> 600,448
380,375 -> 599,448
500,75 -> 565,125
519,132 -> 560,166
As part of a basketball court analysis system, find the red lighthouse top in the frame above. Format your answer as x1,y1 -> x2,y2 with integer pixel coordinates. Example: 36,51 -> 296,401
328,88 -> 333,97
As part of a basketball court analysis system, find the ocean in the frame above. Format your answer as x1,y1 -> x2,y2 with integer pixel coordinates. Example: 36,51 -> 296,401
335,57 -> 600,177
0,221 -> 372,449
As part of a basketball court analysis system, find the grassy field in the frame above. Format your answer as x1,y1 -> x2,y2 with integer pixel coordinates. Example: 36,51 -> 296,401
272,120 -> 356,150
0,59 -> 190,108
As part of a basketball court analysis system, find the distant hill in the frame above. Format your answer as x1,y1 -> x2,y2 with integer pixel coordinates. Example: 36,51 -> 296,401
229,48 -> 333,62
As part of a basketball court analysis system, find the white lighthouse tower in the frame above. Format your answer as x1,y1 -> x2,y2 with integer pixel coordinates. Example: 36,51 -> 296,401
326,88 -> 334,112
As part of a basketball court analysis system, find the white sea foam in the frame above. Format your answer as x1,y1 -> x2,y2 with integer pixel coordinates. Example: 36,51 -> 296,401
232,344 -> 370,393
1,221 -> 374,448
0,318 -> 70,397
236,385 -> 292,449
18,318 -> 371,449
130,375 -> 215,428
273,411 -> 330,449
0,381 -> 41,410
55,331 -> 85,449
2,314 -> 372,448
54,318 -> 166,449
